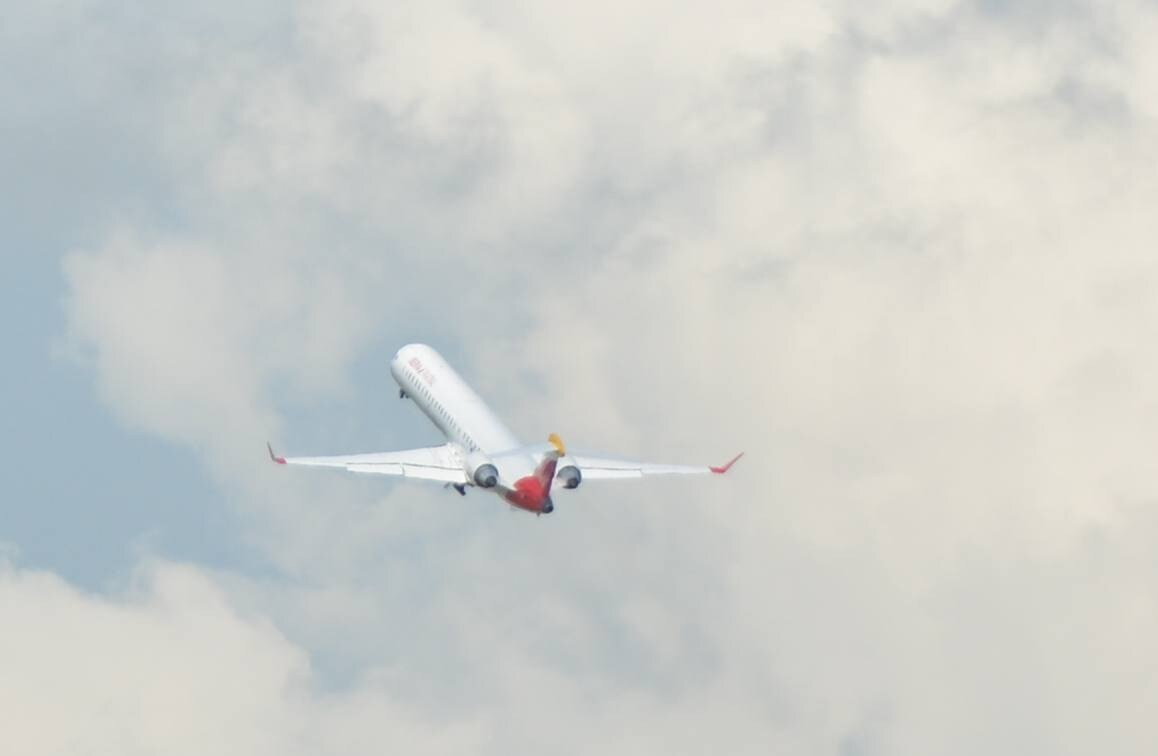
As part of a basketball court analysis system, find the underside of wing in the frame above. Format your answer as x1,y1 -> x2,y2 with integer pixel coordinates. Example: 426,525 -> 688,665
567,451 -> 743,481
268,442 -> 467,484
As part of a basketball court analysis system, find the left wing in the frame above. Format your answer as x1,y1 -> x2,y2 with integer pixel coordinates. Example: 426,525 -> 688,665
566,451 -> 743,481
267,442 -> 467,484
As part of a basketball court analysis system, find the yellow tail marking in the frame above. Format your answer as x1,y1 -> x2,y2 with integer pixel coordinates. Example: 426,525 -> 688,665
548,433 -> 567,457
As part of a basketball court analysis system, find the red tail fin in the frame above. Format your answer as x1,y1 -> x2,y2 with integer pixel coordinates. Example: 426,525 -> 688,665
534,433 -> 566,496
534,455 -> 559,496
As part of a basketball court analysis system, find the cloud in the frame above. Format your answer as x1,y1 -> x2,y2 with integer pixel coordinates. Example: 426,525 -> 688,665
43,0 -> 1158,754
0,558 -> 484,756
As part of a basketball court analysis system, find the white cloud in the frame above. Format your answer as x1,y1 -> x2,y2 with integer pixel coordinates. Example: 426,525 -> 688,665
45,0 -> 1158,754
0,558 -> 491,756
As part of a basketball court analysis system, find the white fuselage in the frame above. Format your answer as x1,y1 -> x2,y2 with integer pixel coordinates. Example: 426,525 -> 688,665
389,343 -> 545,488
390,344 -> 518,453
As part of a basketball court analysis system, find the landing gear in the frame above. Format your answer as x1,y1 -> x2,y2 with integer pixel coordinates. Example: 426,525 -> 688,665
399,389 -> 408,399
452,483 -> 467,496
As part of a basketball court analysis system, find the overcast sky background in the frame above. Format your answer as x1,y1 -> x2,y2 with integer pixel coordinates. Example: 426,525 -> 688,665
4,1 -> 1158,754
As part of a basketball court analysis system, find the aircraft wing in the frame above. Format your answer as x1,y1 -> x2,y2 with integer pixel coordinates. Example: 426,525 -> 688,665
567,451 -> 743,481
267,442 -> 468,484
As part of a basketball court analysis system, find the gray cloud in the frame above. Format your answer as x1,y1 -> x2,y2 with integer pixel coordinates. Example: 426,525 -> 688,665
0,558 -> 485,755
20,0 -> 1158,753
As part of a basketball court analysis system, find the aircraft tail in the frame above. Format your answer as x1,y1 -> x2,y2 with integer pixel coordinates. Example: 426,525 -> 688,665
533,433 -> 567,495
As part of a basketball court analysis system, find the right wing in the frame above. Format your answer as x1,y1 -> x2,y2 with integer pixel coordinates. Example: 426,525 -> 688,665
268,442 -> 467,484
567,451 -> 743,481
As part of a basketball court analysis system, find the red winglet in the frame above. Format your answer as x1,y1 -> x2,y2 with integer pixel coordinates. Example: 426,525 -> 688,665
267,442 -> 287,465
710,452 -> 744,474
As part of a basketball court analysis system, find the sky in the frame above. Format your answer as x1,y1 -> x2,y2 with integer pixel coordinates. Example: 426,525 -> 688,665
3,1 -> 1158,753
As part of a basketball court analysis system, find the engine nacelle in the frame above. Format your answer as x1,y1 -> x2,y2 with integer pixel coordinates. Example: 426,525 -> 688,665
556,464 -> 582,490
466,451 -> 499,488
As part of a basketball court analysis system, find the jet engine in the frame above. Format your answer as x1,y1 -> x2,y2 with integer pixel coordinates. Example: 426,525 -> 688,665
466,451 -> 499,488
556,462 -> 582,489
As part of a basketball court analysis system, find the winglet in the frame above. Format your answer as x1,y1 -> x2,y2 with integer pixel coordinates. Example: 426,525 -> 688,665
710,452 -> 744,474
548,433 -> 567,457
267,442 -> 287,465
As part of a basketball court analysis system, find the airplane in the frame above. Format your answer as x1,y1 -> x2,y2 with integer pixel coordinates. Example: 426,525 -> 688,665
268,343 -> 742,515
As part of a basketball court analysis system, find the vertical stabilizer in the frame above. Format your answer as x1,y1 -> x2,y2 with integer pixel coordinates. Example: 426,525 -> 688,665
535,434 -> 566,494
